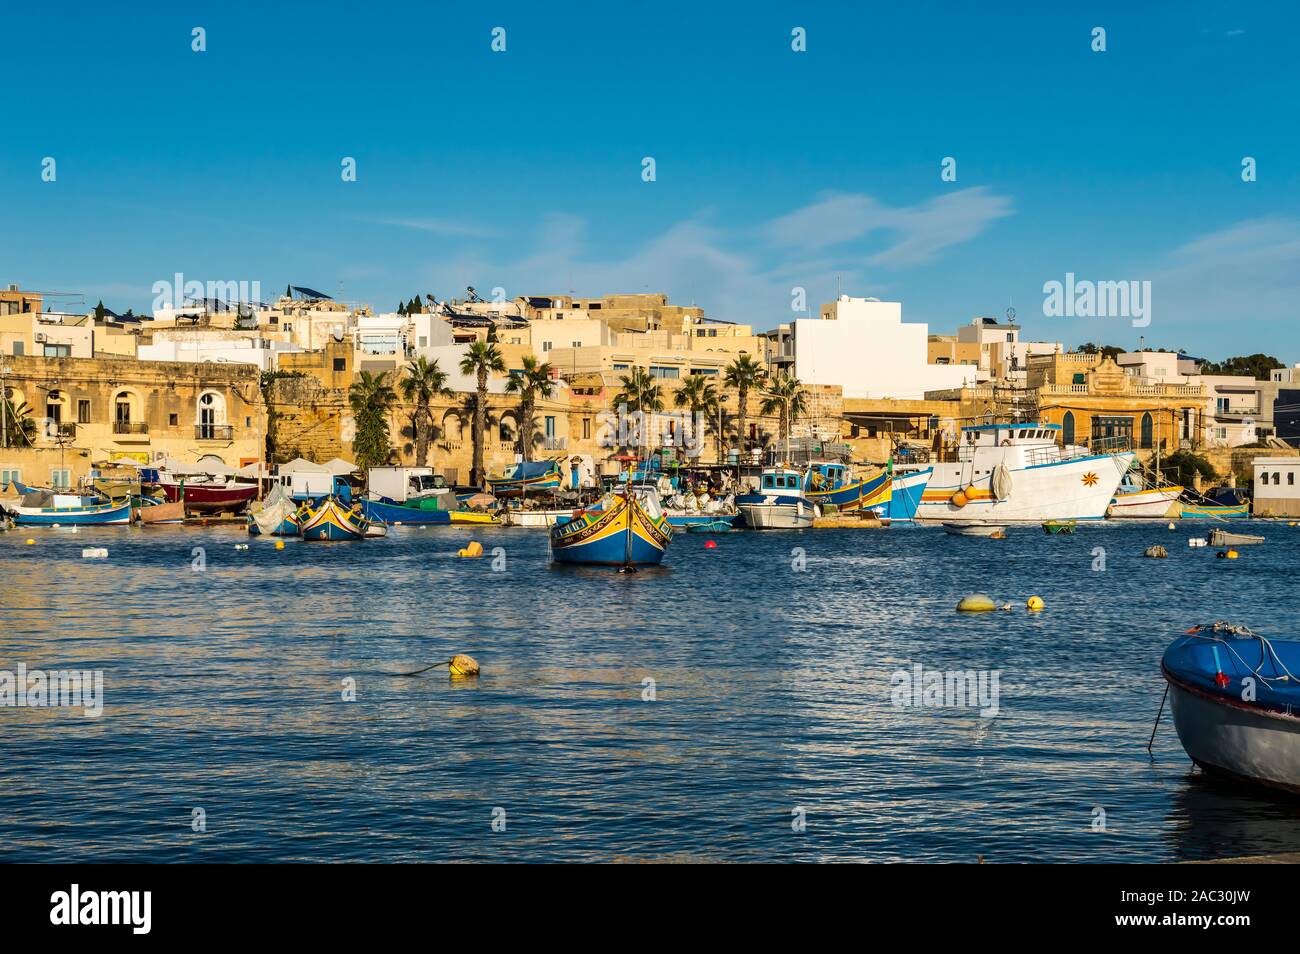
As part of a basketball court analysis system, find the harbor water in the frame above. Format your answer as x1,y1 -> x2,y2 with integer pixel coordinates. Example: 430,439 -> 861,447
2,520 -> 1299,862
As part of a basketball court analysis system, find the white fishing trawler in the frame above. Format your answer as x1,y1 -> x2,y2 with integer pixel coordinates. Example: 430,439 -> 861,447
901,423 -> 1133,524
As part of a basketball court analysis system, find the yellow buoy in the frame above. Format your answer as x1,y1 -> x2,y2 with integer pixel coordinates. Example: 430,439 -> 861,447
1226,549 -> 1239,559
25,538 -> 35,545
458,540 -> 484,558
275,540 -> 285,550
1027,595 -> 1045,611
448,653 -> 480,677
957,593 -> 997,612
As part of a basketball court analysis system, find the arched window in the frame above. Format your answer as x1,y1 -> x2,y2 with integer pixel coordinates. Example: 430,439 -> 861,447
196,391 -> 227,440
1062,411 -> 1075,446
1140,412 -> 1153,450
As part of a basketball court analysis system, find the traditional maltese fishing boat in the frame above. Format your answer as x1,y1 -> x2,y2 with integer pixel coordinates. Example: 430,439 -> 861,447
299,495 -> 376,541
247,485 -> 305,536
804,461 -> 890,515
1161,623 -> 1300,795
1,482 -> 131,526
549,484 -> 672,567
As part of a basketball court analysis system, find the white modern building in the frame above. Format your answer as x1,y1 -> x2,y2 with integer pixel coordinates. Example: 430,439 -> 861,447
137,331 -> 303,370
765,296 -> 974,399
1253,457 -> 1300,516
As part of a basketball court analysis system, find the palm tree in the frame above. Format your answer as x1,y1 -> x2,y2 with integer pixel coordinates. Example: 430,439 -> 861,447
348,370 -> 397,471
672,374 -> 720,464
1,396 -> 37,448
724,354 -> 765,461
759,373 -> 808,461
459,340 -> 506,487
503,355 -> 555,461
399,356 -> 453,467
612,367 -> 664,457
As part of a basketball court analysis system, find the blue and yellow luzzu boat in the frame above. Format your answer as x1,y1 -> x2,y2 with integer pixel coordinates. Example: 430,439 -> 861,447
1181,487 -> 1250,519
299,496 -> 374,541
550,488 -> 672,567
488,460 -> 563,498
804,462 -> 890,514
360,496 -> 496,525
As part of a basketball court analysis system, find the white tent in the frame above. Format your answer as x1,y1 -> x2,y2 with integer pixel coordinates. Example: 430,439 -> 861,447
323,458 -> 358,476
278,457 -> 330,474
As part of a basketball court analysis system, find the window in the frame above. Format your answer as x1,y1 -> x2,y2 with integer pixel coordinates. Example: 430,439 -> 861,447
1140,412 -> 1153,450
544,416 -> 556,438
1290,472 -> 1295,486
50,469 -> 71,489
1091,415 -> 1133,445
582,418 -> 591,440
333,358 -> 346,371
0,469 -> 20,486
12,341 -> 23,356
169,413 -> 179,426
1061,411 -> 1075,445
283,323 -> 293,333
43,344 -> 71,357
77,400 -> 91,424
542,342 -> 552,352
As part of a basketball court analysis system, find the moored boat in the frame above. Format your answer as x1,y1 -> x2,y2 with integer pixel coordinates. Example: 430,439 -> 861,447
549,485 -> 672,566
1042,519 -> 1077,535
884,467 -> 932,523
1162,623 -> 1300,795
736,466 -> 818,529
488,460 -> 563,498
361,496 -> 497,526
907,423 -> 1132,525
942,522 -> 1008,537
2,482 -> 131,526
158,476 -> 258,514
804,461 -> 890,515
299,496 -> 374,541
138,497 -> 186,525
247,485 -> 304,536
1107,471 -> 1183,519
1181,486 -> 1250,519
1207,529 -> 1265,547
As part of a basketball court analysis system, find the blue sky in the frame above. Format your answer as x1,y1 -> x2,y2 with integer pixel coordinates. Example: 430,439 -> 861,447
3,1 -> 1297,361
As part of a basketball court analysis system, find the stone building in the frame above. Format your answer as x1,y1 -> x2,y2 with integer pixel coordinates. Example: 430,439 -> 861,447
0,355 -> 265,488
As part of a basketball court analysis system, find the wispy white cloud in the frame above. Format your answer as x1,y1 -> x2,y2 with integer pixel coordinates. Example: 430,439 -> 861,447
763,187 -> 1013,267
367,216 -> 502,239
413,189 -> 1010,326
1144,217 -> 1300,354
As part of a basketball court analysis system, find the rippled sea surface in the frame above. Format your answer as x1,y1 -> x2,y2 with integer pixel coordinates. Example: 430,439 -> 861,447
2,518 -> 1299,862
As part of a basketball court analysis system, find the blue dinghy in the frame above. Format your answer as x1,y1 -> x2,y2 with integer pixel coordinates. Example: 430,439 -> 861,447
1162,623 -> 1300,795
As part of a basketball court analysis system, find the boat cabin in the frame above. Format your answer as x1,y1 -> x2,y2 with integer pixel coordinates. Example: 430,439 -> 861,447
757,467 -> 809,498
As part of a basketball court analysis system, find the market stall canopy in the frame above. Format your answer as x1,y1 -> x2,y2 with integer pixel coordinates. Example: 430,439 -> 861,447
323,458 -> 358,475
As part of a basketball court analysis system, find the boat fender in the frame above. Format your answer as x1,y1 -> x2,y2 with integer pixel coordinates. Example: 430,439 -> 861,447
957,593 -> 996,612
1168,523 -> 1176,530
81,547 -> 108,559
950,488 -> 970,508
1027,595 -> 1045,611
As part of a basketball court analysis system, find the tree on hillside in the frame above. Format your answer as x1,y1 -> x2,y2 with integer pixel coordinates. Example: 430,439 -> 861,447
1199,354 -> 1284,380
348,371 -> 397,471
1077,342 -> 1124,360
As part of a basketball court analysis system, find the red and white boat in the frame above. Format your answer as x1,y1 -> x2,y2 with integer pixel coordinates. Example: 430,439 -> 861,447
157,476 -> 258,514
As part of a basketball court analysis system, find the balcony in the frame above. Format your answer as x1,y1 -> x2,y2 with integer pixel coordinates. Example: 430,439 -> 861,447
40,421 -> 76,443
112,420 -> 150,442
195,424 -> 233,441
543,436 -> 568,451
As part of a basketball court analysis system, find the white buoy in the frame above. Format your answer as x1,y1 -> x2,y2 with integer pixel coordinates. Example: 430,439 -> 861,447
81,547 -> 108,559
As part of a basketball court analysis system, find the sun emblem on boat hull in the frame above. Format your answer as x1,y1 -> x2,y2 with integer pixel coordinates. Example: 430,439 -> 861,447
1081,472 -> 1099,487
